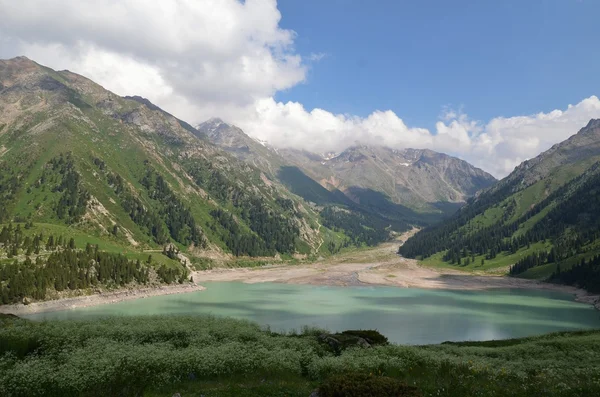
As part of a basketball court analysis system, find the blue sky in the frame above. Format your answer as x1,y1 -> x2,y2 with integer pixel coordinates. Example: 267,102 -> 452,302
1,0 -> 599,176
276,0 -> 600,129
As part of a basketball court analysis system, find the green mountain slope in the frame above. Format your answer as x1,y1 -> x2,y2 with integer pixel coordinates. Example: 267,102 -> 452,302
399,119 -> 600,291
0,56 -> 327,257
0,56 -> 350,302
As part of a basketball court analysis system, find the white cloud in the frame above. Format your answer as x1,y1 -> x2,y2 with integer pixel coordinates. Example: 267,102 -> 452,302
233,96 -> 600,178
308,53 -> 327,62
1,1 -> 599,178
0,0 -> 305,110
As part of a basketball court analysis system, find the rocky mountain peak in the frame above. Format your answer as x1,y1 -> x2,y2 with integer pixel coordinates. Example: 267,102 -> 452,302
0,55 -> 36,68
0,56 -> 43,88
581,118 -> 600,135
195,118 -> 280,171
196,117 -> 238,139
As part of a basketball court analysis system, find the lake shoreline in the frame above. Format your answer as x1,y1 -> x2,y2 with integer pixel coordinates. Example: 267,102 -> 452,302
192,258 -> 600,311
0,283 -> 205,316
2,239 -> 599,315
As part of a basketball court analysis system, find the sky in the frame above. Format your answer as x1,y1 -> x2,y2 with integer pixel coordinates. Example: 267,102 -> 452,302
1,0 -> 599,177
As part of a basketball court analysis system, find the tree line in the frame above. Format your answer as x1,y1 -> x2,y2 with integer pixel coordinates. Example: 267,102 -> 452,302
0,238 -> 190,304
0,242 -> 151,304
550,255 -> 600,293
46,154 -> 90,224
321,207 -> 395,247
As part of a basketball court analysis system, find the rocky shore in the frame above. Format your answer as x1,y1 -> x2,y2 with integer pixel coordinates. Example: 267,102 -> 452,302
0,283 -> 205,315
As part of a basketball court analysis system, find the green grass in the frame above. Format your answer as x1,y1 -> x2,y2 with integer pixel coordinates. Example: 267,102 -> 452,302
0,222 -> 181,269
1,316 -> 600,397
420,241 -> 551,273
510,179 -> 548,221
518,262 -> 558,280
465,205 -> 504,231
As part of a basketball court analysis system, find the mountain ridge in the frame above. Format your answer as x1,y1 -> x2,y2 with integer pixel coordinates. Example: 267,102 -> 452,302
0,56 -> 330,262
196,117 -> 497,218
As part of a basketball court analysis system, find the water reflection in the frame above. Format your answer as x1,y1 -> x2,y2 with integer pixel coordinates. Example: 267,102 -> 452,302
24,282 -> 600,344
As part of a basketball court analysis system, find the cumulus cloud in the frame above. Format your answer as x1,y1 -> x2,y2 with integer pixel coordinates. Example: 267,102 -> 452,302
233,96 -> 600,177
0,0 -> 305,110
1,1 -> 600,178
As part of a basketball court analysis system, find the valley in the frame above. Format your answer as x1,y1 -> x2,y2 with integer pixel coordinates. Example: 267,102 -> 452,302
0,57 -> 501,309
3,231 -> 598,316
1,57 -> 599,316
192,237 -> 599,307
2,2 -> 600,396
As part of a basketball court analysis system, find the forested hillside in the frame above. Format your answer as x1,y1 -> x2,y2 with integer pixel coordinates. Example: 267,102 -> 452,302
0,56 -> 377,303
400,119 -> 600,292
0,57 -> 326,258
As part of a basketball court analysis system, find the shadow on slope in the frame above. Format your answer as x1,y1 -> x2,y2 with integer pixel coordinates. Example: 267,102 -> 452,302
345,187 -> 455,226
277,166 -> 354,206
277,166 -> 455,227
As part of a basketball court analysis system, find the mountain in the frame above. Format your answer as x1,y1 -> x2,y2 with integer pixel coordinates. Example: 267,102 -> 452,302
0,56 -> 356,303
399,119 -> 600,292
196,119 -> 348,203
198,118 -> 496,223
196,118 -> 427,241
196,117 -> 284,176
0,56 -> 340,257
280,145 -> 496,213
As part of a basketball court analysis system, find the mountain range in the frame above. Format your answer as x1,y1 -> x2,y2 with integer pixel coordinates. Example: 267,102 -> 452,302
196,117 -> 496,220
1,55 -> 599,299
0,56 -> 491,270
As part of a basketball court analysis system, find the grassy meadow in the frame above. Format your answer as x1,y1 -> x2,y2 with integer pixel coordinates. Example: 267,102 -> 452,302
1,315 -> 600,396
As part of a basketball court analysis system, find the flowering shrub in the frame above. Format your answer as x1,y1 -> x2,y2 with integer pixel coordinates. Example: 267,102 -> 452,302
1,316 -> 599,396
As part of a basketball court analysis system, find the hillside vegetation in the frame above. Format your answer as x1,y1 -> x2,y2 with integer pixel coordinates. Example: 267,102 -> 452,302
1,56 -> 405,303
400,119 -> 600,292
1,315 -> 600,397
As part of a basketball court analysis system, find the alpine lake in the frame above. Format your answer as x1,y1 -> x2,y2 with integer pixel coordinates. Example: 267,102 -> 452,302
23,282 -> 600,344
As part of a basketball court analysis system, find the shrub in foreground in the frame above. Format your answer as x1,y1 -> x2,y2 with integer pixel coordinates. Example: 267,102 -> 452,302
319,373 -> 421,397
341,330 -> 388,345
1,316 -> 600,397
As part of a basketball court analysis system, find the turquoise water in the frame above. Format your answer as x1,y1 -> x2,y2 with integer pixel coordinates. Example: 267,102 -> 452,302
24,282 -> 600,344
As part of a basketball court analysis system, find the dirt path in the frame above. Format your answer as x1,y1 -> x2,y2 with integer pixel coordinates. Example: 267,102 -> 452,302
314,218 -> 324,254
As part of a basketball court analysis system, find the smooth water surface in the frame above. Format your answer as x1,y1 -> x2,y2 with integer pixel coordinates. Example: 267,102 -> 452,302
24,282 -> 600,344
